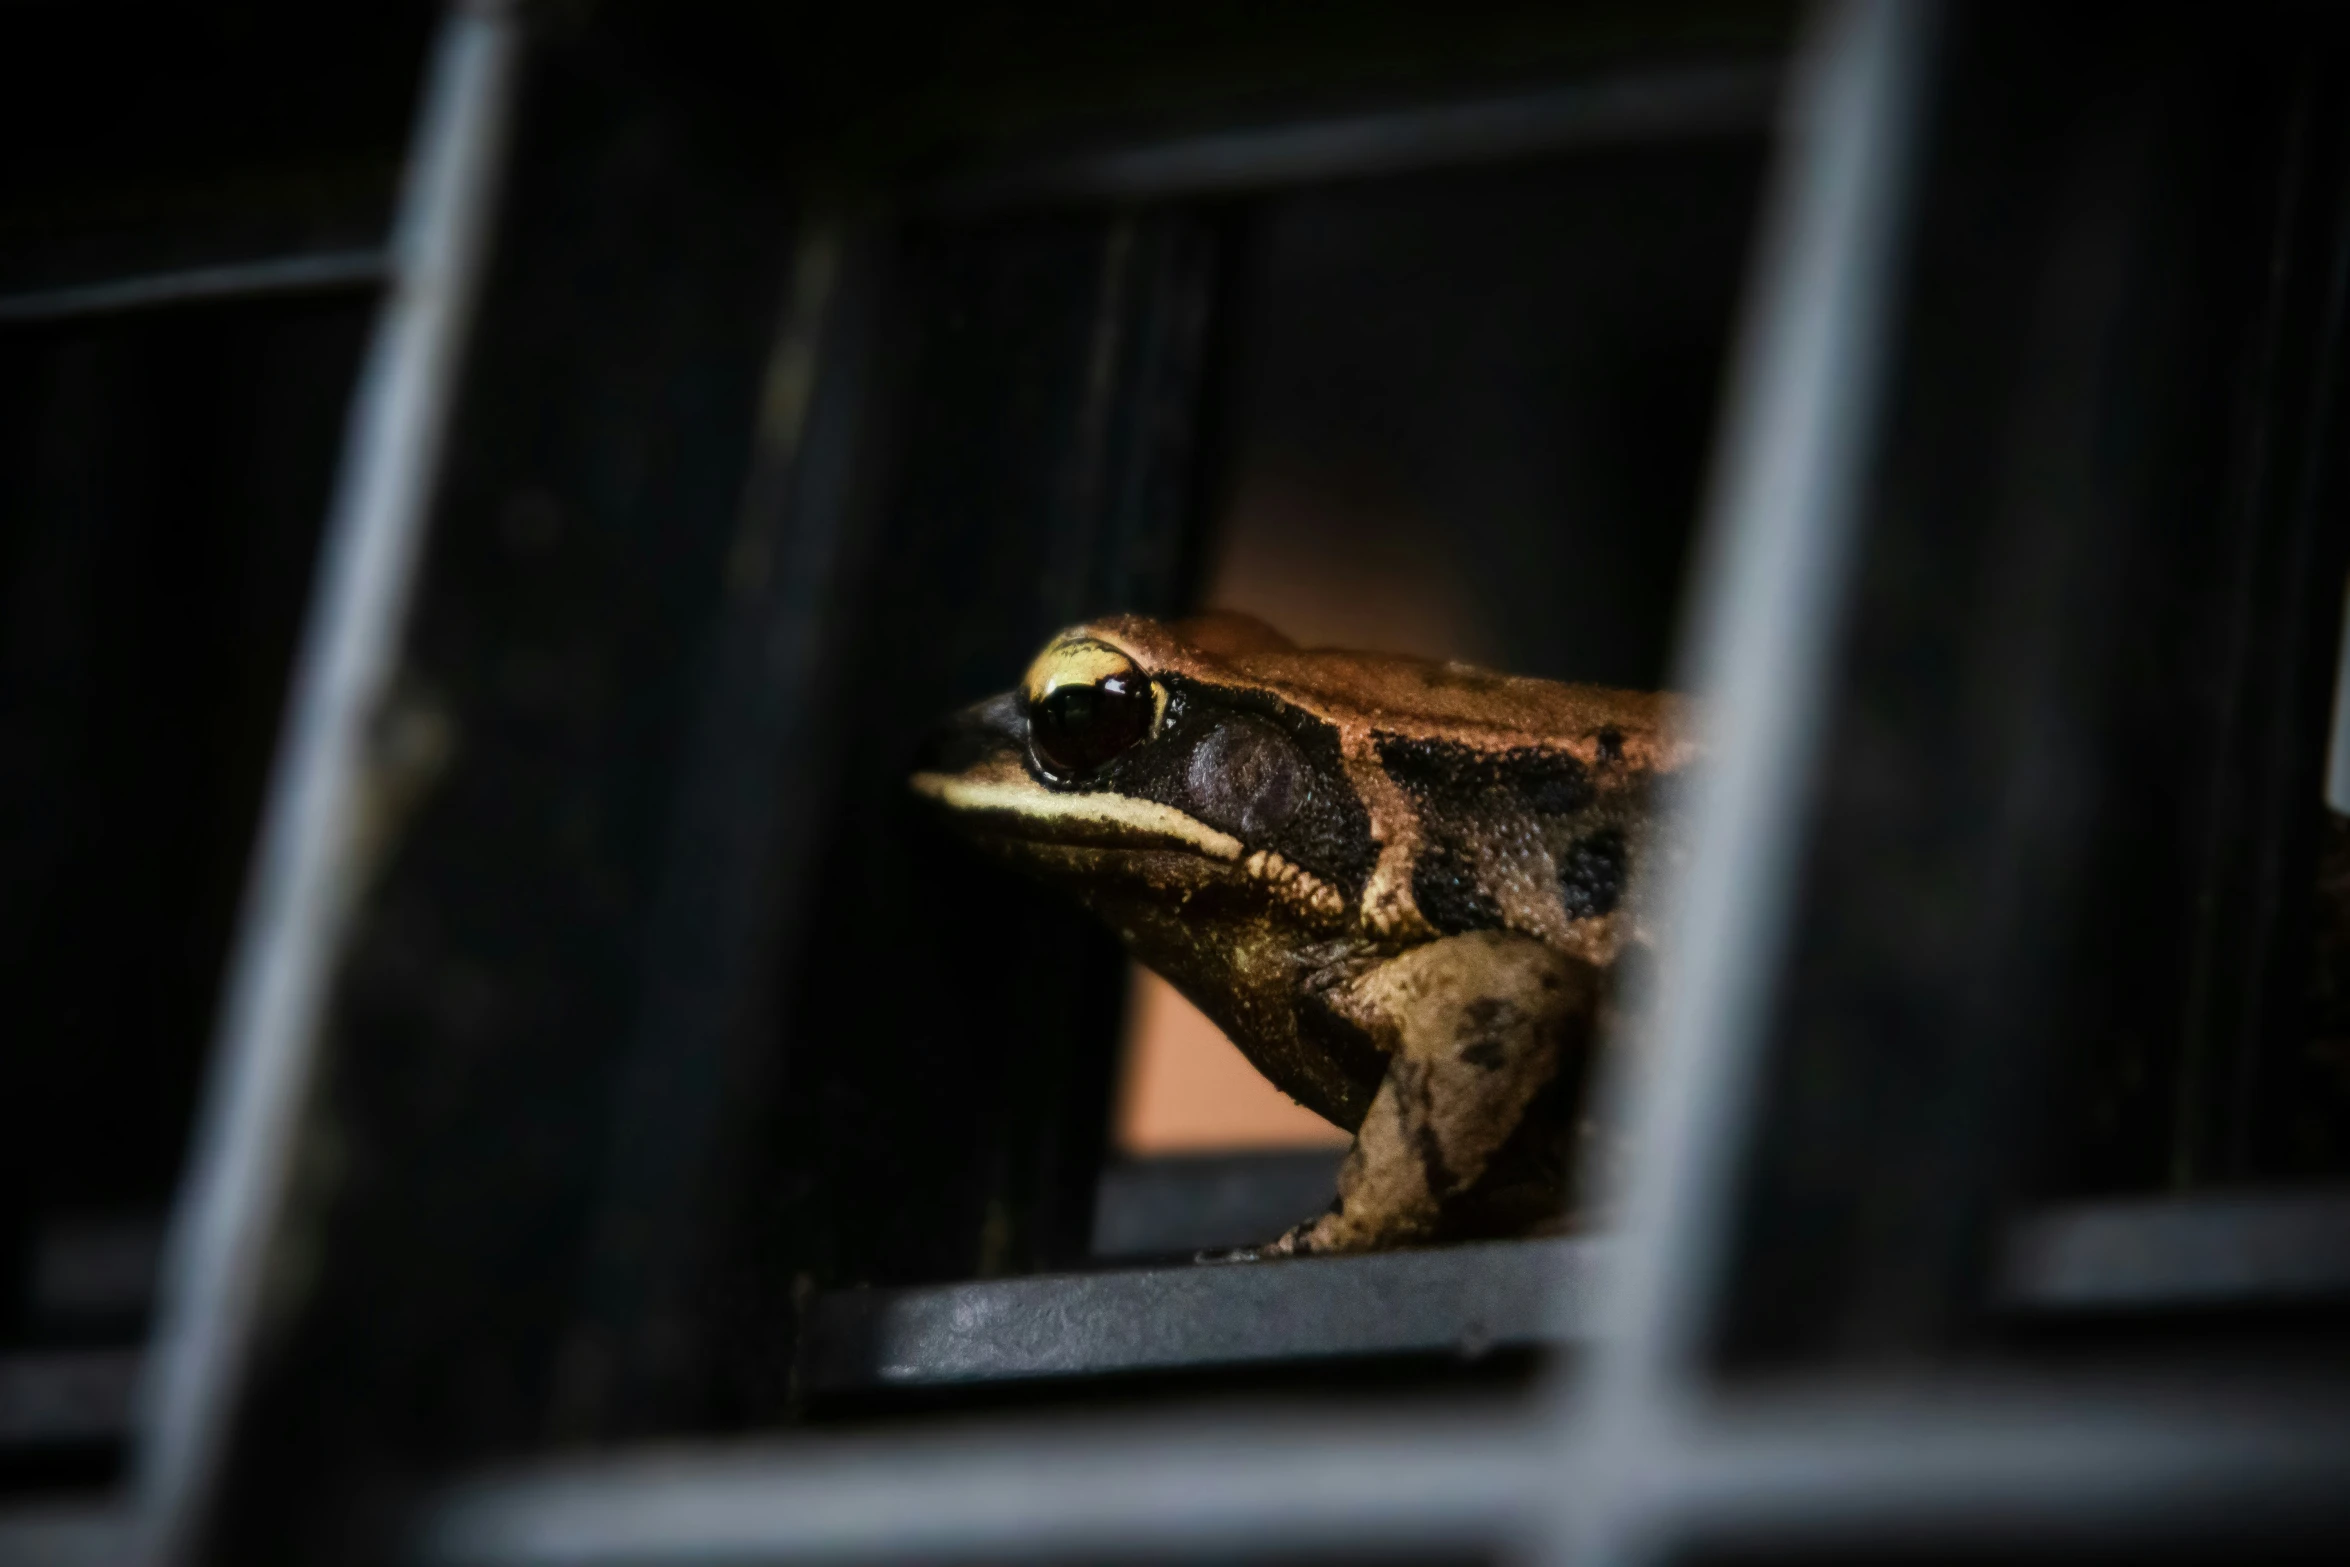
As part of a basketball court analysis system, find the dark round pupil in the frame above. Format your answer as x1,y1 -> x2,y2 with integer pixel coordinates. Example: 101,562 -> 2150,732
1031,674 -> 1152,779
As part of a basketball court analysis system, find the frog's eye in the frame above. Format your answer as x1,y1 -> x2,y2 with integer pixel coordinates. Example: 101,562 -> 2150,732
1023,638 -> 1158,781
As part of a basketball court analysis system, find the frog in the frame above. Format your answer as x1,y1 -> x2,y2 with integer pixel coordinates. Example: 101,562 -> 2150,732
911,611 -> 1698,1257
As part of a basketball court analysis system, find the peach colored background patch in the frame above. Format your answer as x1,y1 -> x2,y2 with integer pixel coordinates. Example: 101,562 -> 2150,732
1112,967 -> 1348,1153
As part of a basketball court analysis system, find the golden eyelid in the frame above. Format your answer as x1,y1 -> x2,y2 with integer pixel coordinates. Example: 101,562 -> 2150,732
1021,636 -> 1168,740
1021,638 -> 1140,704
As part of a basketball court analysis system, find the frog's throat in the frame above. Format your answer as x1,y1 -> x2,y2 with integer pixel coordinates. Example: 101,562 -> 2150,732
909,771 -> 1243,861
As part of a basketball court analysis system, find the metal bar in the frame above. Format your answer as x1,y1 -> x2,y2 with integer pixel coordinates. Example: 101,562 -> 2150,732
8,1190 -> 2327,1453
799,1190 -> 2350,1396
413,1408 -> 1548,1566
0,1350 -> 140,1448
0,1506 -> 135,1567
2327,569 -> 2350,811
798,1239 -> 1591,1395
1556,1 -> 1938,1561
562,215 -> 863,1432
127,6 -> 522,1563
1656,1383 -> 2350,1553
0,251 -> 391,326
2001,1189 -> 2350,1311
406,1381 -> 2350,1566
28,1214 -> 163,1319
923,63 -> 1778,212
1090,1150 -> 1345,1257
1573,0 -> 1937,1397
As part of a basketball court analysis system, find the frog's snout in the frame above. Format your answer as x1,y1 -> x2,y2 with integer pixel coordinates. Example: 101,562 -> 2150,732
912,689 -> 1027,781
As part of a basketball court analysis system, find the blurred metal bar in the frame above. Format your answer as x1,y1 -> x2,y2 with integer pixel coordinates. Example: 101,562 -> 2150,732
1556,1 -> 1937,1561
2327,570 -> 2350,813
1090,1150 -> 1345,1257
0,251 -> 390,326
0,1506 -> 134,1567
2003,1190 -> 2350,1311
1658,1382 -> 2350,1553
801,1190 -> 2350,1397
792,1194 -> 2350,1406
8,1189 -> 2324,1465
799,1239 -> 1591,1395
0,1349 -> 140,1447
561,214 -> 884,1429
415,1408 -> 1547,1566
925,62 -> 1777,211
128,6 -> 521,1563
1576,0 -> 1936,1394
30,1214 -> 163,1319
408,1379 -> 2350,1566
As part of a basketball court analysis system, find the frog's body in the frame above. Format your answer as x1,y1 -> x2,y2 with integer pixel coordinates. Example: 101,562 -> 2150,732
912,612 -> 1698,1256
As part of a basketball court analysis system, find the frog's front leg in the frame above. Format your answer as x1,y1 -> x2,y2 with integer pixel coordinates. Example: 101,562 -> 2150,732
1267,931 -> 1602,1257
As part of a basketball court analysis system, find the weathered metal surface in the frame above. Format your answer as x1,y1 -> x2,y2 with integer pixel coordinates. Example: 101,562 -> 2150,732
799,1238 -> 1591,1393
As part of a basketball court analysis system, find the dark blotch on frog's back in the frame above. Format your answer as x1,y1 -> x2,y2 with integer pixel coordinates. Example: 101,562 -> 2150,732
1555,828 -> 1628,920
1382,734 -> 1626,936
1375,735 -> 1593,819
1412,842 -> 1506,935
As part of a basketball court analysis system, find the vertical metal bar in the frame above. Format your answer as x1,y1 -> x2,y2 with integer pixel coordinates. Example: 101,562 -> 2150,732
2325,570 -> 2350,813
564,217 -> 864,1430
1556,0 -> 1937,1560
1596,0 -> 1936,1383
128,5 -> 521,1561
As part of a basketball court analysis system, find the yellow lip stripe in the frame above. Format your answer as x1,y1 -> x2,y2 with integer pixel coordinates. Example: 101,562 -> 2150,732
910,772 -> 1242,860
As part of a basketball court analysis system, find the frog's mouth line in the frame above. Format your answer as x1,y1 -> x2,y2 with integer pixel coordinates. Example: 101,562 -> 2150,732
910,770 -> 1242,861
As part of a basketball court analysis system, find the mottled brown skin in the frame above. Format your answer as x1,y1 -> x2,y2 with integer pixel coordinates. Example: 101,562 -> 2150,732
912,612 -> 1698,1256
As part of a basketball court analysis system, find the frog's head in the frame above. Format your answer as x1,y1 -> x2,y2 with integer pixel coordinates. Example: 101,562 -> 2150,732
910,612 -> 1374,934
914,608 -> 1691,976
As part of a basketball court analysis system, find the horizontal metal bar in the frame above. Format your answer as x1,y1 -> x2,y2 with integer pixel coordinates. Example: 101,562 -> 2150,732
923,62 -> 1779,212
0,1190 -> 2302,1474
1,1196 -> 2307,1469
29,1215 -> 163,1319
800,1238 -> 1590,1395
0,250 -> 391,325
800,1189 -> 2350,1396
0,1350 -> 140,1448
2002,1188 -> 2350,1311
0,1191 -> 2311,1458
1091,1150 -> 1344,1257
408,1379 -> 2350,1565
1657,1379 -> 2350,1553
0,1504 -> 134,1567
414,1406 -> 1546,1566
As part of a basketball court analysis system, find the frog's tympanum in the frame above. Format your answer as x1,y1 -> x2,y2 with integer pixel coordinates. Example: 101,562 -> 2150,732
912,613 -> 1697,1257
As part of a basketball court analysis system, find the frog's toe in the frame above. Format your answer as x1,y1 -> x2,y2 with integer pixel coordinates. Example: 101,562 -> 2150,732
1265,1219 -> 1325,1257
1192,1243 -> 1269,1265
1192,1222 -> 1320,1265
